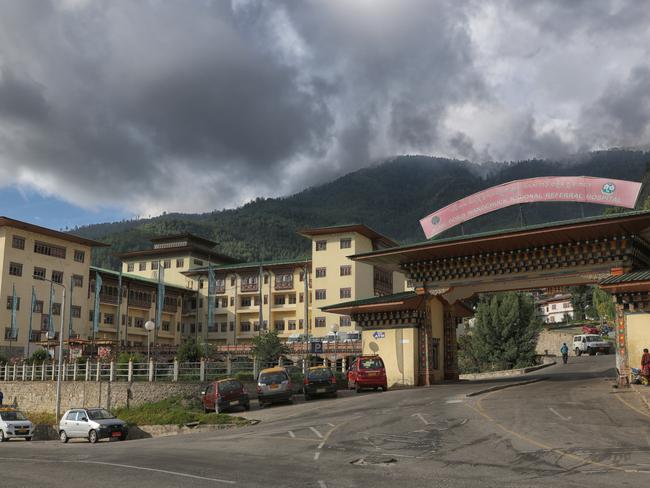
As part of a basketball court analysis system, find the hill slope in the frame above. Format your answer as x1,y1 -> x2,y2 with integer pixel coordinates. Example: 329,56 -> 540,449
75,149 -> 650,269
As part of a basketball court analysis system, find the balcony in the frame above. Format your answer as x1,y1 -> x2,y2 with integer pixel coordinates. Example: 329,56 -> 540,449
99,294 -> 118,305
241,283 -> 259,293
129,299 -> 152,309
163,303 -> 178,313
274,280 -> 294,291
215,285 -> 225,294
30,331 -> 42,342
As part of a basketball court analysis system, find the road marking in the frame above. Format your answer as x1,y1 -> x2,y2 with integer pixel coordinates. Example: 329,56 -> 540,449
310,427 -> 324,438
317,442 -> 325,449
412,413 -> 430,425
327,423 -> 335,427
615,392 -> 650,420
0,458 -> 236,485
288,431 -> 296,438
548,407 -> 571,421
446,399 -> 463,404
314,451 -> 321,460
318,481 -> 327,488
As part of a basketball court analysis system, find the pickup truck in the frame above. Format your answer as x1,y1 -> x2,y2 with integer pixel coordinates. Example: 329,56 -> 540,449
572,334 -> 613,356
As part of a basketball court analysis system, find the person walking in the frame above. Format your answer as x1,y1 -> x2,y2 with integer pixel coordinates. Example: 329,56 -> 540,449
560,343 -> 569,365
642,348 -> 650,378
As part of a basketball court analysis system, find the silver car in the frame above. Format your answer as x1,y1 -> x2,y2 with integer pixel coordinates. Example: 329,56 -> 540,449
59,408 -> 128,444
256,368 -> 293,407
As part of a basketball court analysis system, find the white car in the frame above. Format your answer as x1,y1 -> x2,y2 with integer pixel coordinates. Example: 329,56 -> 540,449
572,334 -> 613,356
0,407 -> 34,442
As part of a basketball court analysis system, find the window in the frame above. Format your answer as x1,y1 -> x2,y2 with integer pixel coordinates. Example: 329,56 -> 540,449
340,265 -> 352,276
151,261 -> 159,270
12,235 -> 25,250
41,315 -> 49,331
9,262 -> 22,277
315,289 -> 326,300
264,274 -> 269,284
220,322 -> 227,333
139,262 -> 146,271
299,319 -> 304,329
163,259 -> 171,269
34,240 -> 66,259
340,288 -> 351,299
340,316 -> 351,327
231,276 -> 236,286
194,259 -> 204,266
551,304 -> 556,310
315,267 -> 326,278
288,294 -> 296,304
6,296 -> 20,310
176,258 -> 184,268
274,295 -> 286,305
299,292 -> 304,303
288,320 -> 296,330
315,317 -> 326,328
340,238 -> 352,249
103,313 -> 114,325
52,270 -> 63,284
263,294 -> 268,305
230,296 -> 235,306
72,274 -> 84,288
221,298 -> 228,308
199,280 -> 204,289
73,250 -> 85,263
134,317 -> 144,328
241,297 -> 252,307
316,240 -> 327,251
162,321 -> 171,331
52,302 -> 61,316
241,321 -> 251,332
275,320 -> 285,331
33,300 -> 43,313
33,267 -> 46,280
229,321 -> 234,331
71,306 -> 81,318
299,271 -> 305,282
127,263 -> 134,272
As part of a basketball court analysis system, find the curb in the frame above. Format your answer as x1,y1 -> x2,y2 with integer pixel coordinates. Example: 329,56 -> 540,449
465,377 -> 548,397
459,361 -> 556,382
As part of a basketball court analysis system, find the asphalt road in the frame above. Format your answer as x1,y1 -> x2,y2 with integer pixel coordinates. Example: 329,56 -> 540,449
2,355 -> 650,488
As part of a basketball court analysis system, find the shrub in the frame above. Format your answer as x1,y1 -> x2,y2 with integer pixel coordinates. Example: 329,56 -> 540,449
234,372 -> 254,382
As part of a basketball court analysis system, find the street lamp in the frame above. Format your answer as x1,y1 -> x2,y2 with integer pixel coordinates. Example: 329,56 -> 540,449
35,276 -> 65,423
330,324 -> 339,373
144,320 -> 155,360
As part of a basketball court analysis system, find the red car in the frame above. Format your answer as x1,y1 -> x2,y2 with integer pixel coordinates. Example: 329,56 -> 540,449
201,378 -> 250,413
347,355 -> 388,392
582,325 -> 599,335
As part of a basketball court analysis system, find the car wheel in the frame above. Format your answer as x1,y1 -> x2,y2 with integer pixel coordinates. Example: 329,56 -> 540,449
286,397 -> 294,405
244,402 -> 250,411
304,393 -> 311,401
381,386 -> 387,392
356,385 -> 362,393
575,348 -> 581,356
0,430 -> 5,442
25,436 -> 32,442
330,392 -> 338,398
119,433 -> 127,441
258,401 -> 266,409
88,429 -> 98,444
215,403 -> 222,414
588,349 -> 596,356
59,430 -> 69,444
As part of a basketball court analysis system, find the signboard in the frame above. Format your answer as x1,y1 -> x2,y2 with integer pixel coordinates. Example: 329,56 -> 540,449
372,331 -> 385,339
420,176 -> 642,239
310,341 -> 323,354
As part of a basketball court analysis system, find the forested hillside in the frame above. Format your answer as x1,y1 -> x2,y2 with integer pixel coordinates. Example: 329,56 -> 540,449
75,149 -> 650,269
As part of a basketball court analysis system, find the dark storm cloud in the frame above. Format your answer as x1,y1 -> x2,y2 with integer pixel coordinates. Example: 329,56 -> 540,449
0,0 -> 648,214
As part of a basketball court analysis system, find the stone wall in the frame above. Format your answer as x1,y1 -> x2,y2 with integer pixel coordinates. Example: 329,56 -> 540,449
0,381 -> 205,413
536,328 -> 577,356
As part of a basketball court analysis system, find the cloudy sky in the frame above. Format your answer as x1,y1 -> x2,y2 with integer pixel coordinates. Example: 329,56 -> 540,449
1,0 -> 649,228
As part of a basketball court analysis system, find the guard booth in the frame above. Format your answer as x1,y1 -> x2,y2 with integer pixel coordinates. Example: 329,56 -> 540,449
326,211 -> 650,384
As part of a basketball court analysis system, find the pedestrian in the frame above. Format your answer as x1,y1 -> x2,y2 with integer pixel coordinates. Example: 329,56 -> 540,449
642,348 -> 650,378
0,387 -> 3,406
560,342 -> 569,365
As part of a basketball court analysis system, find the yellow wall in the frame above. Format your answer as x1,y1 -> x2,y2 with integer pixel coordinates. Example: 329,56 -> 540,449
0,226 -> 92,355
362,327 -> 418,387
626,313 -> 650,369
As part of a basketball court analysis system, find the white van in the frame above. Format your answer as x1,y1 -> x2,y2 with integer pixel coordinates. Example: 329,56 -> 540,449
572,334 -> 613,356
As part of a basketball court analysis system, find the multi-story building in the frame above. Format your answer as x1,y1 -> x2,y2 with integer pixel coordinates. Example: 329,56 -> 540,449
0,217 -> 106,357
299,224 -> 408,338
537,294 -> 574,324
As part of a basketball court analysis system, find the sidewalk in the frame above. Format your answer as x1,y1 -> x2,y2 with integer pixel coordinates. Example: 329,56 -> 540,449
631,383 -> 650,412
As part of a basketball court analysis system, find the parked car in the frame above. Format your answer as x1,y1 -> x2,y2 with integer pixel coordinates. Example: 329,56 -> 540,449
287,334 -> 308,344
0,407 -> 34,442
59,408 -> 128,444
257,367 -> 293,407
581,325 -> 600,335
303,366 -> 337,400
201,378 -> 250,413
347,355 -> 388,392
572,334 -> 613,356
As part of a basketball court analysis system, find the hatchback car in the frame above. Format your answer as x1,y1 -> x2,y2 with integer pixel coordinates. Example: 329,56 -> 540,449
347,355 -> 388,392
0,407 -> 34,442
59,408 -> 128,444
257,367 -> 293,407
303,366 -> 337,401
201,378 -> 250,413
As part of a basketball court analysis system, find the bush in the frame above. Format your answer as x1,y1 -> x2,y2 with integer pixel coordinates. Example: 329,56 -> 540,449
176,338 -> 207,363
25,349 -> 48,365
234,372 -> 254,382
0,353 -> 8,365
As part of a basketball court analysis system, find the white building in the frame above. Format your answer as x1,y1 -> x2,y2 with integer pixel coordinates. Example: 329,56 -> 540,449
537,294 -> 573,324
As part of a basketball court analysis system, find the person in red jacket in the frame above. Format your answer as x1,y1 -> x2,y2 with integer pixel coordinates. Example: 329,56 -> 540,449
642,348 -> 650,377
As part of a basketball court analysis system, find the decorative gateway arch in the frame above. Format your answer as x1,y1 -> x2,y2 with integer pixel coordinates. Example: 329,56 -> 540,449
324,210 -> 650,386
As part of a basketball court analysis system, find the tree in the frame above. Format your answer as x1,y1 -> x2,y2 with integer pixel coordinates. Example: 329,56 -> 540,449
592,287 -> 616,325
176,338 -> 207,363
462,292 -> 542,372
569,285 -> 592,321
250,331 -> 290,366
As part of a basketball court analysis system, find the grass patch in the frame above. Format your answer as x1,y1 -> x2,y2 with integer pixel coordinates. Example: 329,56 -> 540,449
112,396 -> 251,427
25,411 -> 57,426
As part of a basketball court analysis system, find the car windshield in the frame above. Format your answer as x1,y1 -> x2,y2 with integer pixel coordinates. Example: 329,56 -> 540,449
87,409 -> 115,420
308,368 -> 332,380
0,411 -> 27,421
359,358 -> 384,369
259,372 -> 287,384
585,336 -> 602,342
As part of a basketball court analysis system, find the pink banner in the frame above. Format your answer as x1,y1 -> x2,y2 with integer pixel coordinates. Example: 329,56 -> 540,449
420,176 -> 642,239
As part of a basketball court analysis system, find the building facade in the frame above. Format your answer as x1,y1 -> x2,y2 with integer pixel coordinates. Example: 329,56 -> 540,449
536,294 -> 574,323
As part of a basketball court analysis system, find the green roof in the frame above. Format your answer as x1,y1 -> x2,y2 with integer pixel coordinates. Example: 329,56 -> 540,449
186,257 -> 311,274
321,292 -> 419,311
600,270 -> 650,285
89,266 -> 187,291
353,209 -> 650,258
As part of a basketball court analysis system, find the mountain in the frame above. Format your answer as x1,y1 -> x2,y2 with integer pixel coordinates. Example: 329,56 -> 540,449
74,149 -> 650,269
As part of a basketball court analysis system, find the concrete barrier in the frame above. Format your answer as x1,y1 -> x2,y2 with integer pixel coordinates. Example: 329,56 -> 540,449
459,361 -> 556,381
